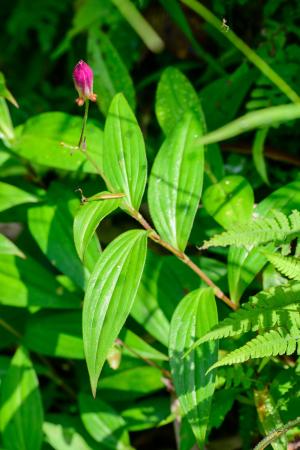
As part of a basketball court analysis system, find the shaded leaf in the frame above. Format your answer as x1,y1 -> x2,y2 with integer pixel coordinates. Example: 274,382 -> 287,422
0,254 -> 80,308
88,27 -> 135,115
28,182 -> 100,289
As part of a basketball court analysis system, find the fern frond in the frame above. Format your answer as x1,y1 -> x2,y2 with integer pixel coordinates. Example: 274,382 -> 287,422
209,329 -> 300,370
265,253 -> 300,281
189,282 -> 300,349
202,209 -> 300,250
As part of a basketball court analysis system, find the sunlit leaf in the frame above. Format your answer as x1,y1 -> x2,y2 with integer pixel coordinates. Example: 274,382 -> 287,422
73,193 -> 120,261
0,233 -> 25,258
83,229 -> 148,395
0,347 -> 43,450
202,175 -> 254,229
79,393 -> 132,449
169,288 -> 218,448
12,112 -> 103,173
252,127 -> 269,185
228,180 -> 300,302
0,181 -> 38,212
156,67 -> 204,135
103,94 -> 147,211
148,112 -> 204,251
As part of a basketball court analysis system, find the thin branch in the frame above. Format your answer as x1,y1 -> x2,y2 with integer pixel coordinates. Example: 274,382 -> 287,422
116,338 -> 171,378
132,210 -> 237,310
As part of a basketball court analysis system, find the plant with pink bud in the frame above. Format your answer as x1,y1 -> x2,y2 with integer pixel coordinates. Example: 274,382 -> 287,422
73,60 -> 97,107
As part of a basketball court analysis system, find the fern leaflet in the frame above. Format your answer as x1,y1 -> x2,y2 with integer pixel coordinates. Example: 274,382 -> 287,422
265,252 -> 300,281
188,282 -> 300,351
202,209 -> 300,249
208,329 -> 300,371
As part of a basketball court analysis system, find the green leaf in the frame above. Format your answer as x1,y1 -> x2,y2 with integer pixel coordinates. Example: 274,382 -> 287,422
103,93 -> 147,211
264,253 -> 300,281
209,329 -> 299,370
24,310 -> 84,359
196,104 -> 300,146
73,193 -> 120,261
0,233 -> 25,258
23,309 -> 166,362
28,182 -> 100,289
202,175 -> 254,229
0,98 -> 15,141
79,393 -> 132,450
228,180 -> 300,302
0,255 -> 80,308
202,209 -> 300,249
83,229 -> 148,395
155,67 -> 204,135
0,72 -> 18,108
119,328 -> 168,361
87,27 -> 135,115
0,347 -> 43,450
200,64 -> 256,130
121,397 -> 172,431
252,127 -> 270,185
12,112 -> 103,173
43,414 -> 99,450
148,112 -> 205,251
169,288 -> 218,448
99,365 -> 164,402
0,181 -> 37,212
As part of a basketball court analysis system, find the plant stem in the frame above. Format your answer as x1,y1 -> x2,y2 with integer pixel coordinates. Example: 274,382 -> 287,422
116,338 -> 171,378
80,153 -> 236,310
111,0 -> 164,53
180,0 -> 300,104
254,416 -> 300,450
132,210 -> 237,310
78,100 -> 90,149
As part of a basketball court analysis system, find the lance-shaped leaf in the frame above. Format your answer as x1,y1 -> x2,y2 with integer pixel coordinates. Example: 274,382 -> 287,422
73,193 -> 120,261
155,67 -> 204,135
202,175 -> 254,230
103,93 -> 147,211
83,229 -> 148,396
169,288 -> 218,448
0,181 -> 38,212
148,112 -> 204,251
0,233 -> 25,258
0,347 -> 43,450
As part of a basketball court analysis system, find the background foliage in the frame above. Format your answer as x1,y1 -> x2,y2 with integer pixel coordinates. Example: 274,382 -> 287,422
1,0 -> 300,449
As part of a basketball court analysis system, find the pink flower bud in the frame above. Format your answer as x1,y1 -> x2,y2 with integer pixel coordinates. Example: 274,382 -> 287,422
73,60 -> 97,106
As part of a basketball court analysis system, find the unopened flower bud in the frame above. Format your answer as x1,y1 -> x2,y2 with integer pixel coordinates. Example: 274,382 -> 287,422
73,60 -> 97,106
